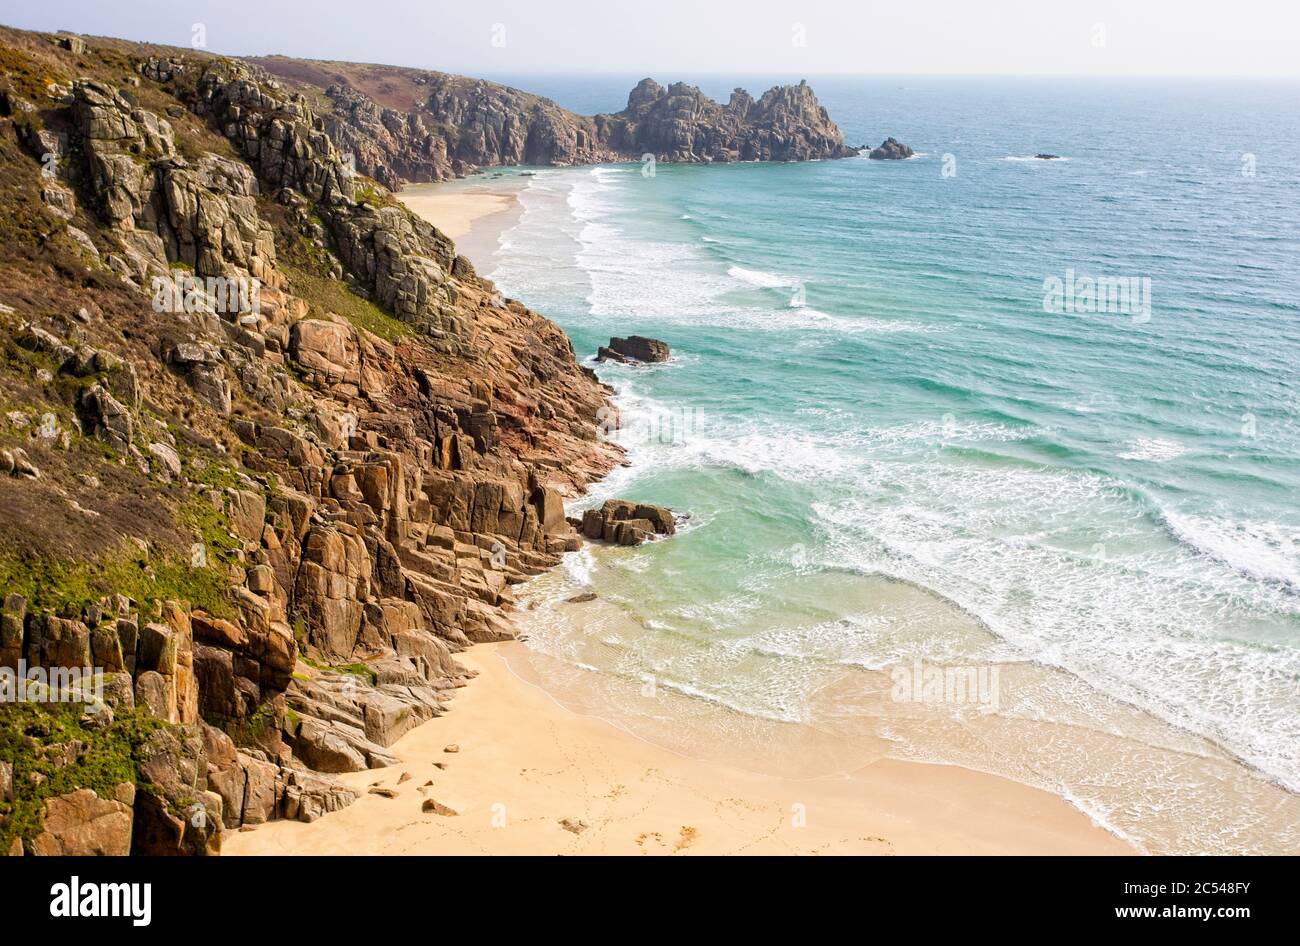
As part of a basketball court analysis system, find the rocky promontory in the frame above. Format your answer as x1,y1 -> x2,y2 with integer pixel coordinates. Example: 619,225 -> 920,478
245,60 -> 858,186
599,78 -> 858,165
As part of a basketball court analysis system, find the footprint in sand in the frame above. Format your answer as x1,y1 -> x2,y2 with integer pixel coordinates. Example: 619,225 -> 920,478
635,831 -> 665,851
672,826 -> 699,853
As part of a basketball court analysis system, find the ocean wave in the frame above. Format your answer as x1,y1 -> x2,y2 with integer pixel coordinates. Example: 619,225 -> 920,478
812,459 -> 1300,791
727,265 -> 801,289
1162,510 -> 1300,594
492,160 -> 1300,802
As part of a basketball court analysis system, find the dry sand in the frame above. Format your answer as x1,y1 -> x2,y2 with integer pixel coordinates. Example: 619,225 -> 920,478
226,642 -> 1133,856
398,181 -> 524,270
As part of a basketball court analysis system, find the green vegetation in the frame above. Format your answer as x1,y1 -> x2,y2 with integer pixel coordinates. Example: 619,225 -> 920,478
351,176 -> 400,210
179,442 -> 244,490
0,491 -> 240,619
0,540 -> 232,620
298,653 -> 377,686
0,701 -> 164,852
284,261 -> 411,344
335,662 -> 377,685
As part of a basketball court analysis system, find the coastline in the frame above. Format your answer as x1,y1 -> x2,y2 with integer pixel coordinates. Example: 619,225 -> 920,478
398,176 -> 528,272
223,174 -> 1138,857
227,641 -> 1132,855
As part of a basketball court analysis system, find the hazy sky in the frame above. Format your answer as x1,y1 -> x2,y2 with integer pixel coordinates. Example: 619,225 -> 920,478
3,0 -> 1297,76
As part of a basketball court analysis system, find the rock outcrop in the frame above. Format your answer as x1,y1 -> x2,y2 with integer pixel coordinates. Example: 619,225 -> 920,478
868,137 -> 914,160
602,79 -> 856,165
596,336 -> 670,364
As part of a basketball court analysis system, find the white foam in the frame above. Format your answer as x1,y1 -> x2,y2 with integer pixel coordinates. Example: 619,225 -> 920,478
727,265 -> 800,289
493,161 -> 1300,805
814,458 -> 1300,791
1163,511 -> 1300,593
1118,437 -> 1187,462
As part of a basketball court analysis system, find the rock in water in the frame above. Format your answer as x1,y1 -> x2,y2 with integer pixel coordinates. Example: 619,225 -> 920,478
582,499 -> 679,546
596,336 -> 671,364
1034,153 -> 1061,160
868,137 -> 915,160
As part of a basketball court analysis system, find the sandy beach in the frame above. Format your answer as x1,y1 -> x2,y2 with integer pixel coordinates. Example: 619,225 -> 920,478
230,174 -> 1130,858
398,178 -> 527,270
226,641 -> 1131,856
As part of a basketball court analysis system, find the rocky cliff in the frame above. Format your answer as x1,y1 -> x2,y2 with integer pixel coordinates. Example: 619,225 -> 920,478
0,26 -> 621,855
246,58 -> 857,187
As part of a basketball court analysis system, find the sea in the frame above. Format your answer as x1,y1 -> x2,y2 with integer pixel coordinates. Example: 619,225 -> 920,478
440,75 -> 1300,854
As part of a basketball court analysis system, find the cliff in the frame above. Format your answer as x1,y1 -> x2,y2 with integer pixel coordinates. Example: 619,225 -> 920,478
0,26 -> 619,854
245,58 -> 858,186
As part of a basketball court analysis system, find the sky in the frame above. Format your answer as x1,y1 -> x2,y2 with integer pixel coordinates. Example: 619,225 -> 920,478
1,0 -> 1297,77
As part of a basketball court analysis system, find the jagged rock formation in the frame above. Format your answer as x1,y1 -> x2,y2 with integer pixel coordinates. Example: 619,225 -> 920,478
247,59 -> 857,186
0,27 -> 625,855
603,78 -> 856,165
868,137 -> 914,160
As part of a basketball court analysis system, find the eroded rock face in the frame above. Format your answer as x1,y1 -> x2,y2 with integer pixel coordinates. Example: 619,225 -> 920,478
131,727 -> 222,856
315,79 -> 619,186
30,786 -> 135,856
70,79 -> 280,287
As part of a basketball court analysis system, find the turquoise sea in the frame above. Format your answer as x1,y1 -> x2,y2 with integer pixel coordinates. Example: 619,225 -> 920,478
456,76 -> 1300,853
